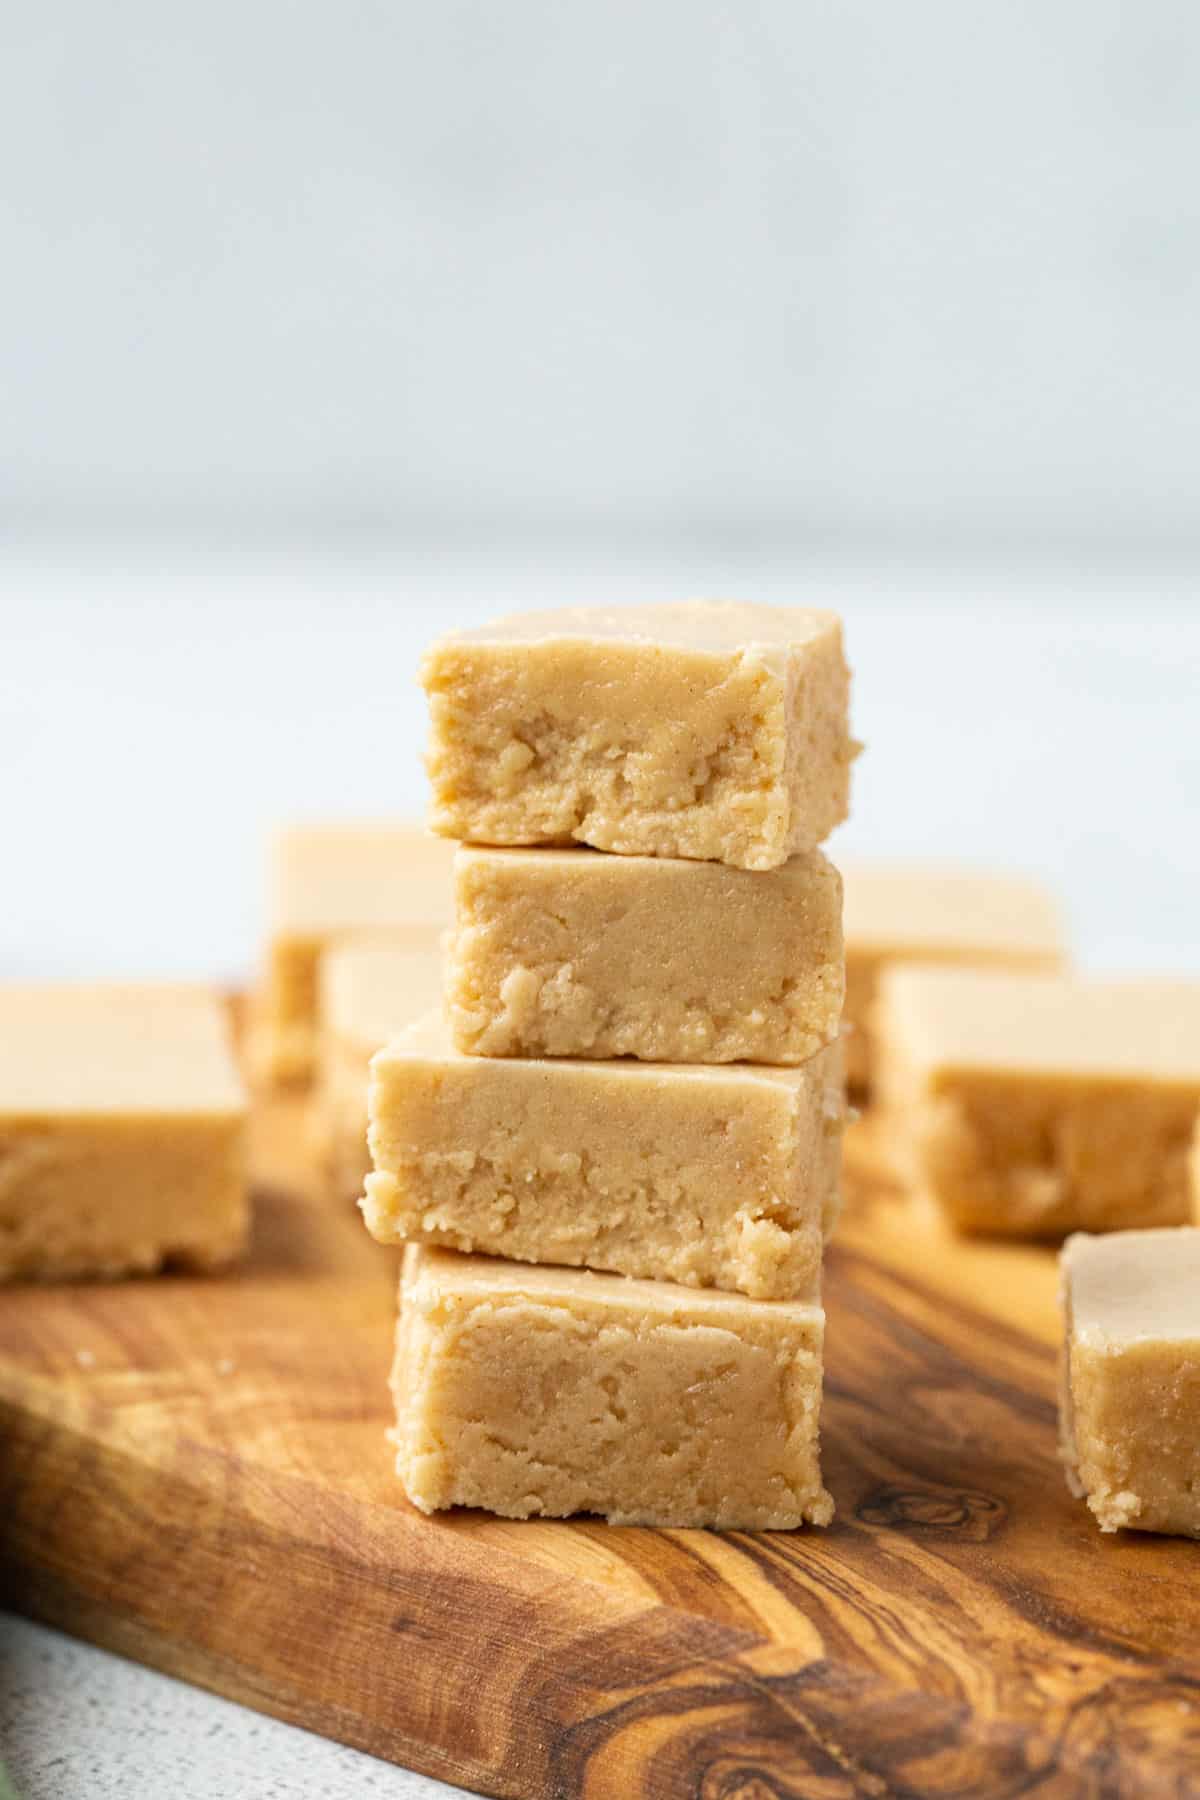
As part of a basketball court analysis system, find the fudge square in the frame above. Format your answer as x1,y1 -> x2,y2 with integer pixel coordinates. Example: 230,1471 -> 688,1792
316,943 -> 443,1197
252,822 -> 453,1084
422,601 -> 855,871
1060,1229 -> 1200,1537
363,1013 -> 843,1300
840,860 -> 1066,1091
392,1244 -> 833,1528
447,843 -> 843,1065
875,968 -> 1200,1238
0,985 -> 247,1280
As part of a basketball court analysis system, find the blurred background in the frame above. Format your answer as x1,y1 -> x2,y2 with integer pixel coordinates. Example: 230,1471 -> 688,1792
3,1 -> 1197,980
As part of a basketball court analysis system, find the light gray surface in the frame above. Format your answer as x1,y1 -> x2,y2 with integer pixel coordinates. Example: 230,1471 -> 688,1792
0,1615 -> 472,1799
2,3 -> 1199,546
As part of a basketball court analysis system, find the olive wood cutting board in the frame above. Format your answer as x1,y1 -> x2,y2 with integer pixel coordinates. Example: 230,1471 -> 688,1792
2,1064 -> 1199,1797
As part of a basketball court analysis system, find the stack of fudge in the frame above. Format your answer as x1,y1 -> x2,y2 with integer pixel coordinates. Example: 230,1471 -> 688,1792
360,601 -> 857,1528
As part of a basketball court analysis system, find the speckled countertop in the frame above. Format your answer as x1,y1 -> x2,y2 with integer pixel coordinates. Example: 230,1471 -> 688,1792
0,1616 -> 471,1800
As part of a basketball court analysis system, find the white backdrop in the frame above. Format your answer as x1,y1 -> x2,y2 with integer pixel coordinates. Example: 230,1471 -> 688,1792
3,1 -> 1200,546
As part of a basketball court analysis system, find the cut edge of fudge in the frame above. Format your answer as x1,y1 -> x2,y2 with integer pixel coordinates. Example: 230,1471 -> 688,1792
362,1012 -> 843,1300
422,601 -> 855,870
445,842 -> 845,1065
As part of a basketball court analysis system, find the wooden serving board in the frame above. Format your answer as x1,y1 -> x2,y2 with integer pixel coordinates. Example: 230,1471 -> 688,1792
3,1079 -> 1200,1798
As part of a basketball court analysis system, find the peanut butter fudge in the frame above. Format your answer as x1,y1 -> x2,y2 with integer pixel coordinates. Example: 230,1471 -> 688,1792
841,861 -> 1066,1091
423,602 -> 855,870
392,1244 -> 832,1528
252,822 -> 452,1084
876,968 -> 1200,1238
0,985 -> 247,1280
363,1013 -> 843,1299
447,844 -> 843,1064
1060,1229 -> 1200,1536
317,944 -> 443,1196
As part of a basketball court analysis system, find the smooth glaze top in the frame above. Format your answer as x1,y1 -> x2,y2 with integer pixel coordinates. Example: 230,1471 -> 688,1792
1064,1228 -> 1200,1344
402,1242 -> 823,1322
841,860 -> 1065,960
0,984 -> 245,1114
453,841 -> 831,885
439,599 -> 841,660
881,968 -> 1200,1087
376,1008 -> 837,1094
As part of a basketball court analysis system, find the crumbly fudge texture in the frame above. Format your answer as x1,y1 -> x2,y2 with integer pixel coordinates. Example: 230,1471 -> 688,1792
1060,1229 -> 1200,1536
422,602 -> 855,871
316,944 -> 444,1197
447,844 -> 843,1064
252,822 -> 452,1084
840,861 -> 1065,1090
0,985 -> 247,1280
876,968 -> 1200,1238
363,1013 -> 843,1299
392,1245 -> 832,1528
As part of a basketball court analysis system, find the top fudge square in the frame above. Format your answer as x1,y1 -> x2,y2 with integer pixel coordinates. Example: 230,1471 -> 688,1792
422,602 -> 855,870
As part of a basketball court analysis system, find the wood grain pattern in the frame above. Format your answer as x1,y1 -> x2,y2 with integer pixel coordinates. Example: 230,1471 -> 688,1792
3,1054 -> 1200,1798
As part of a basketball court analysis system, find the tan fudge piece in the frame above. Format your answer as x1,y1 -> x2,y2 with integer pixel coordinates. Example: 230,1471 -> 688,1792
317,944 -> 444,1197
447,844 -> 843,1065
1060,1228 -> 1200,1536
253,822 -> 452,1084
875,968 -> 1200,1238
364,1013 -> 842,1299
0,985 -> 247,1280
392,1244 -> 832,1528
422,601 -> 855,871
841,861 -> 1065,1090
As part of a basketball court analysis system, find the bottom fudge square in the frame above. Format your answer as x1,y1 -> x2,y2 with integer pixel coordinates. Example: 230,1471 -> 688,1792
0,984 -> 248,1280
1060,1229 -> 1200,1537
391,1245 -> 833,1530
